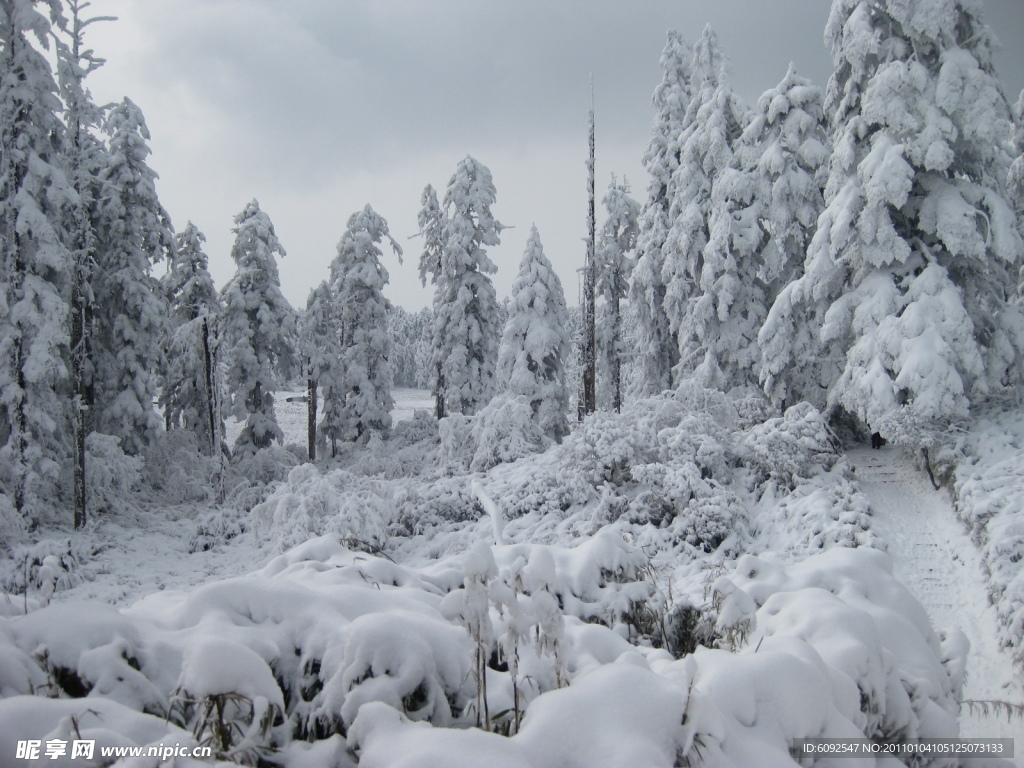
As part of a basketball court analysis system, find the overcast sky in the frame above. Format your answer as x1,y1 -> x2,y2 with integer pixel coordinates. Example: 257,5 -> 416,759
83,0 -> 1024,311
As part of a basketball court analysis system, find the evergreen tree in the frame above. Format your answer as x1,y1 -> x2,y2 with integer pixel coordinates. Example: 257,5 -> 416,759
432,156 -> 503,417
55,0 -> 112,527
332,204 -> 401,443
221,199 -> 297,456
0,0 -> 74,523
162,222 -> 222,456
299,281 -> 338,460
663,25 -> 752,387
630,30 -> 692,396
417,184 -> 443,287
497,226 -> 571,441
790,0 -> 1023,438
750,65 -> 831,409
93,97 -> 172,454
596,176 -> 640,412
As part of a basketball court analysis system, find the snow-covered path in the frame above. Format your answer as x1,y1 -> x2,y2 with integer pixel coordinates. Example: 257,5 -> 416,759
849,447 -> 1024,762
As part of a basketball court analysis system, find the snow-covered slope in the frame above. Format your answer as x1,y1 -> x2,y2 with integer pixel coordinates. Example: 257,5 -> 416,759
850,447 -> 1024,759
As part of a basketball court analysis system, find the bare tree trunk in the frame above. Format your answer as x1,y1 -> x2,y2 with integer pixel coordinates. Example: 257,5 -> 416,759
307,375 -> 317,461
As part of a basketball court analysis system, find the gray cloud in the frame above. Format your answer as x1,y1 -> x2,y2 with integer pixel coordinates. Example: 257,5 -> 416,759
86,0 -> 1024,310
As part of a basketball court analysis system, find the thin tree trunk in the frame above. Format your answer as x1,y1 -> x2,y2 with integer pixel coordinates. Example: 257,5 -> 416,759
307,375 -> 317,461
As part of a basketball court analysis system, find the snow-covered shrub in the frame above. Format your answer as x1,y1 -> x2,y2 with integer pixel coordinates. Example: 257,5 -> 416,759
227,445 -> 300,511
0,537 -> 89,604
251,464 -> 395,553
750,464 -> 878,555
394,476 -> 479,534
741,402 -> 838,489
390,410 -> 439,449
189,508 -> 248,554
85,432 -> 143,513
561,409 -> 656,486
953,409 -> 1024,659
469,394 -> 549,472
0,494 -> 24,543
487,461 -> 591,520
171,635 -> 286,763
437,413 -> 474,473
142,429 -> 220,503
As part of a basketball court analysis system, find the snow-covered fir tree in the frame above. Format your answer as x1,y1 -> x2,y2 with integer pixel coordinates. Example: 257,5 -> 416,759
55,0 -> 112,527
497,226 -> 571,441
300,280 -> 338,460
787,0 -> 1024,439
751,65 -> 831,410
417,184 -> 444,288
93,97 -> 173,455
221,200 -> 297,456
596,177 -> 640,412
0,0 -> 74,523
630,30 -> 692,396
662,25 -> 752,388
432,156 -> 504,418
161,222 -> 223,456
331,205 -> 402,443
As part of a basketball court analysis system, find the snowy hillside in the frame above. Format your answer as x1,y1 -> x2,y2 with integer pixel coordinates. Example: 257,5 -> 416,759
5,388 -> 1021,767
3,0 -> 1024,765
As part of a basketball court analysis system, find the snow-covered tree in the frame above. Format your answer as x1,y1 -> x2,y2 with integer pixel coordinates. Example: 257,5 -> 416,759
630,30 -> 692,396
789,0 -> 1024,437
161,222 -> 223,456
55,0 -> 112,527
596,177 -> 640,412
497,226 -> 571,441
92,97 -> 173,455
331,204 -> 402,443
417,184 -> 444,288
221,200 -> 297,456
663,25 -> 752,388
300,281 -> 335,460
0,0 -> 74,523
432,156 -> 504,418
744,65 -> 831,409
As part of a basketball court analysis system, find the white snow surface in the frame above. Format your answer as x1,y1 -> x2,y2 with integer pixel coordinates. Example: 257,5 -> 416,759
1,389 -> 1022,766
850,446 -> 1024,764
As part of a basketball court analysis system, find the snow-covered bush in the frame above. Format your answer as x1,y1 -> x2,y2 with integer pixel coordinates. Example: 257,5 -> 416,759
750,464 -> 878,555
0,537 -> 88,607
469,394 -> 549,472
170,634 -> 286,763
437,413 -> 474,473
142,429 -> 221,503
561,408 -> 657,486
85,432 -> 143,513
251,464 -> 396,553
954,409 -> 1024,660
390,410 -> 439,449
226,445 -> 300,511
741,402 -> 838,489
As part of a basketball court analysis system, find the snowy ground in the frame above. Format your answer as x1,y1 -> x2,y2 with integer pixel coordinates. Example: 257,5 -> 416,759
850,447 -> 1024,762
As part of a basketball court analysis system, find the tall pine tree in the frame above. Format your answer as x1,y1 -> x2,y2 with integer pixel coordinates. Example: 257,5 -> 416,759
221,200 -> 297,456
630,30 -> 693,396
93,97 -> 172,454
0,0 -> 74,523
498,226 -> 571,441
789,0 -> 1023,438
432,156 -> 503,418
331,205 -> 401,443
596,176 -> 640,412
55,0 -> 111,527
663,25 -> 752,388
162,222 -> 222,456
